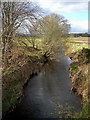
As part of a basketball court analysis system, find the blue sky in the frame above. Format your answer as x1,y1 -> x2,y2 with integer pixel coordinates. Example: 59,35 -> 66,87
32,0 -> 89,33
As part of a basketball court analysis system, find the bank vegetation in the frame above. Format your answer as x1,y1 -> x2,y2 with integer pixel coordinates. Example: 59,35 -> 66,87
1,1 -> 70,117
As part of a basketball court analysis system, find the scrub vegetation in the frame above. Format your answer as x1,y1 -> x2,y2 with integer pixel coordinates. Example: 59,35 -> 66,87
69,47 -> 90,118
1,1 -> 90,119
1,1 -> 70,117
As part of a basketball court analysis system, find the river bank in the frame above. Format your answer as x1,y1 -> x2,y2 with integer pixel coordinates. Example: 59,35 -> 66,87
2,45 -> 90,119
2,46 -> 46,117
2,55 -> 82,119
69,48 -> 90,118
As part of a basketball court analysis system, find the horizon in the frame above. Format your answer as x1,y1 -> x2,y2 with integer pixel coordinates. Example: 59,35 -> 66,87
32,0 -> 88,33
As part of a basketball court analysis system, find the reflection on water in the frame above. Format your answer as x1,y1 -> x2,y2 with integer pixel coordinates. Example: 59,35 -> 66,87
3,56 -> 81,119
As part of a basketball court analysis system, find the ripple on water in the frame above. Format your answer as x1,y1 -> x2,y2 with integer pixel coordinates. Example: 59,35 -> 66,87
3,56 -> 81,119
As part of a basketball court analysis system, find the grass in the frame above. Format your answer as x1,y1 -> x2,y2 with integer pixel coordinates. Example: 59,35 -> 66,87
68,41 -> 90,118
69,37 -> 88,41
2,45 -> 46,116
77,48 -> 90,64
2,68 -> 22,115
3,36 -> 89,117
14,37 -> 42,48
66,37 -> 88,54
70,63 -> 78,72
73,103 -> 90,118
14,36 -> 89,54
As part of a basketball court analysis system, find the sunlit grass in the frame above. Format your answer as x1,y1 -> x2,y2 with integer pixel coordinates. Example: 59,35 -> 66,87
14,36 -> 89,54
66,37 -> 89,54
67,42 -> 88,53
13,37 -> 42,48
69,37 -> 88,41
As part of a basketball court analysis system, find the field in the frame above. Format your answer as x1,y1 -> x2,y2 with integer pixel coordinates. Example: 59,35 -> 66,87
14,36 -> 89,55
66,37 -> 89,54
14,37 -> 42,48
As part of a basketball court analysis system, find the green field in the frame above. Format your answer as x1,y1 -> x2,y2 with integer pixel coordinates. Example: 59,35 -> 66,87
14,36 -> 89,55
14,37 -> 42,48
66,37 -> 88,54
69,37 -> 88,41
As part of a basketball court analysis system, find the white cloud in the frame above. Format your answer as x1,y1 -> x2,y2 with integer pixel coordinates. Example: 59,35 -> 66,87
32,0 -> 88,33
32,0 -> 88,13
49,3 -> 87,13
32,0 -> 89,33
70,20 -> 88,33
1,0 -> 88,33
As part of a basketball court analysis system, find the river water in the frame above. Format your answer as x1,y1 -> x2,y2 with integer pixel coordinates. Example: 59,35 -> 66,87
3,56 -> 81,119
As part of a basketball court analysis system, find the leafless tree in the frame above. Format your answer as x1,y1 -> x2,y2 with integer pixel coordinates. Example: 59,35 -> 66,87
22,22 -> 39,48
1,2 -> 40,56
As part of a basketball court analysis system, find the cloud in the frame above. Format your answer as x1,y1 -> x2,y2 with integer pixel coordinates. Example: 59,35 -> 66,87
32,0 -> 88,13
49,3 -> 87,13
70,20 -> 88,33
32,0 -> 88,33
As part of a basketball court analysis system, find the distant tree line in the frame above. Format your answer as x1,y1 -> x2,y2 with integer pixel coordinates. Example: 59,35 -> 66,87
70,33 -> 90,37
16,32 -> 90,38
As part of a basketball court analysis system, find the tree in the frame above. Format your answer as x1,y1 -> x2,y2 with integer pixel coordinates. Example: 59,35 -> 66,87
23,22 -> 38,48
1,2 -> 40,55
36,14 -> 70,59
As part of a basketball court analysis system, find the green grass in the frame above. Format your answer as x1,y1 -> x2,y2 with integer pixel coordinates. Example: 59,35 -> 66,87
73,103 -> 90,118
70,63 -> 78,72
2,45 -> 45,116
68,37 -> 90,118
14,37 -> 42,48
69,37 -> 88,41
66,37 -> 88,54
14,36 -> 89,54
2,70 -> 22,115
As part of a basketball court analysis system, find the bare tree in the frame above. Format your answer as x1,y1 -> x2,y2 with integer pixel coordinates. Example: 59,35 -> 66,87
22,22 -> 39,48
1,2 -> 40,56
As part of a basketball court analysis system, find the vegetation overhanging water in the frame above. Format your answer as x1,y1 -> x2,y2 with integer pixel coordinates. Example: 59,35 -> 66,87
3,55 -> 81,119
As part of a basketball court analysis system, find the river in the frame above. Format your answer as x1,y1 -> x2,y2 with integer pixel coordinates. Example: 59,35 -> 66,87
3,56 -> 81,119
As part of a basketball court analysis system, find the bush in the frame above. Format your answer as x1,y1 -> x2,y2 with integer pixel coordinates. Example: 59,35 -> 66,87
78,48 -> 90,64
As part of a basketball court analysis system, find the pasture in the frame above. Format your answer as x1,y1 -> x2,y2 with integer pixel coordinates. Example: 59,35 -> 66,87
66,37 -> 88,54
14,36 -> 89,55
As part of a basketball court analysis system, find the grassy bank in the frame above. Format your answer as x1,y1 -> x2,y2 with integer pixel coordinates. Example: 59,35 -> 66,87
69,48 -> 90,118
2,46 -> 46,116
14,37 -> 42,49
2,36 -> 89,118
66,37 -> 88,55
66,37 -> 90,118
73,102 -> 90,118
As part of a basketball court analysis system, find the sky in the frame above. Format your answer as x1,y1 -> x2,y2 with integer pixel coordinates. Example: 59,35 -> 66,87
32,0 -> 89,33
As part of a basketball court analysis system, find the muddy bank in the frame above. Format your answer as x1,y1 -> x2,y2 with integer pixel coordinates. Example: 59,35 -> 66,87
2,47 -> 46,117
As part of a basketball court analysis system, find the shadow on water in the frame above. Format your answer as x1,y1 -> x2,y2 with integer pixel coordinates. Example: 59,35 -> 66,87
3,55 -> 81,119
